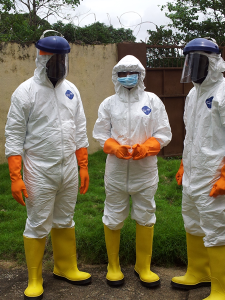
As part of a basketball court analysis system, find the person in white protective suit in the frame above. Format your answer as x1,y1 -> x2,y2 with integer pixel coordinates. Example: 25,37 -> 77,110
5,31 -> 91,300
93,55 -> 172,287
171,37 -> 225,300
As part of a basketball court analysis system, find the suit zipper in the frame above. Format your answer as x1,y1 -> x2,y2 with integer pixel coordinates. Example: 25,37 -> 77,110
54,89 -> 64,184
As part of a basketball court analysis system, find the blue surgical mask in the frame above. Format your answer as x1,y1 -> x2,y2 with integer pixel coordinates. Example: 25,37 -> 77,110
117,74 -> 139,88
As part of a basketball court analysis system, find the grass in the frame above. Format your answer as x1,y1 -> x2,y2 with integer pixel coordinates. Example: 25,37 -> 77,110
0,151 -> 186,267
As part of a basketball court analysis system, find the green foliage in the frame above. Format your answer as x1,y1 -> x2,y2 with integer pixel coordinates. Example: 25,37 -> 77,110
0,14 -> 135,44
0,152 -> 186,267
0,13 -> 51,42
0,0 -> 15,12
156,157 -> 183,207
146,44 -> 185,68
147,25 -> 183,45
151,157 -> 186,266
0,0 -> 135,44
52,21 -> 136,44
73,154 -> 186,267
147,0 -> 225,45
0,163 -> 27,263
0,0 -> 82,26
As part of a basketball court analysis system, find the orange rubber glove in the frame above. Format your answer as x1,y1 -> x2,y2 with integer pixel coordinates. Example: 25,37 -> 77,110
103,138 -> 132,160
7,155 -> 28,206
175,159 -> 184,185
75,148 -> 89,194
210,165 -> 225,197
132,137 -> 160,160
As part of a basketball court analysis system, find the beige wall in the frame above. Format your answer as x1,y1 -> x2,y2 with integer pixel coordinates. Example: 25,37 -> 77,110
0,42 -> 117,163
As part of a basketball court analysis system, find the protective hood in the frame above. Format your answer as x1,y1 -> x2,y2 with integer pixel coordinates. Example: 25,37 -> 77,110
193,51 -> 225,89
112,55 -> 146,101
33,49 -> 68,87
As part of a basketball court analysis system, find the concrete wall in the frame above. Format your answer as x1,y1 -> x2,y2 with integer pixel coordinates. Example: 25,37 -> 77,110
0,43 -> 117,163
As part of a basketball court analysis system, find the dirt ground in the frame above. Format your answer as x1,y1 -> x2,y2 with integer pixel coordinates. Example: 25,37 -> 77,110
0,261 -> 211,300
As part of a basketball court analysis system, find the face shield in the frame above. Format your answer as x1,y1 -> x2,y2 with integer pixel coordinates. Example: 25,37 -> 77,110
181,52 -> 209,84
46,53 -> 69,82
35,31 -> 70,85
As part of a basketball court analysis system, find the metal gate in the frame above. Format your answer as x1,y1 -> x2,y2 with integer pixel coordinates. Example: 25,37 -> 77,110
117,42 -> 225,157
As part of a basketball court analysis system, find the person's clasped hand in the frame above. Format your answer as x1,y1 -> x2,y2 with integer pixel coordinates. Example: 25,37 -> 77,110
104,137 -> 161,160
114,145 -> 133,159
132,143 -> 148,160
103,138 -> 132,160
131,137 -> 161,160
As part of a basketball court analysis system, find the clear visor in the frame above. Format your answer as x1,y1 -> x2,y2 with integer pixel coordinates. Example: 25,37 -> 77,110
46,53 -> 69,81
180,53 -> 209,83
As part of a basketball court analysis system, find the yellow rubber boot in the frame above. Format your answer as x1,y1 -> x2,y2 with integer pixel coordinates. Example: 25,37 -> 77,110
23,236 -> 46,300
104,225 -> 124,286
51,227 -> 91,285
203,245 -> 225,300
134,223 -> 160,287
171,233 -> 211,290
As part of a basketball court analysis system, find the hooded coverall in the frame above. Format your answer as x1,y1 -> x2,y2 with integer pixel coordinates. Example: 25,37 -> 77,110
93,55 -> 172,230
181,51 -> 225,247
5,51 -> 88,238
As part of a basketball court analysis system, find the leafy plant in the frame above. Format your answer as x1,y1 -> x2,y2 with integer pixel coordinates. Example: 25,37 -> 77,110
52,21 -> 136,44
146,0 -> 225,45
0,0 -> 82,27
0,12 -> 51,42
0,15 -> 136,44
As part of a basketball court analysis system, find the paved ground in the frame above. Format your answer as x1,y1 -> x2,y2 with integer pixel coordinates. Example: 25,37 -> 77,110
0,262 -> 211,300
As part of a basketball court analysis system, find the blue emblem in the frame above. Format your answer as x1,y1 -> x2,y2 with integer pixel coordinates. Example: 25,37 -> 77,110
205,96 -> 213,109
142,106 -> 151,115
65,90 -> 74,100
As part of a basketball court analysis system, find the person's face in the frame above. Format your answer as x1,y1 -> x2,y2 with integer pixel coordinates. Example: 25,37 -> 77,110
181,52 -> 209,84
191,54 -> 209,84
117,71 -> 139,77
46,53 -> 66,82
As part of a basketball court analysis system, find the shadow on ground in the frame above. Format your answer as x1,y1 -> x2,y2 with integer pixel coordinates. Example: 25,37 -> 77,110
0,262 -> 211,300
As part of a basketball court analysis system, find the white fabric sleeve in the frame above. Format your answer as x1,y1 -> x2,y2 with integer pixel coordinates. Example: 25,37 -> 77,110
151,96 -> 172,148
183,87 -> 196,128
92,98 -> 112,148
218,85 -> 225,127
5,84 -> 31,158
183,103 -> 187,129
74,90 -> 89,150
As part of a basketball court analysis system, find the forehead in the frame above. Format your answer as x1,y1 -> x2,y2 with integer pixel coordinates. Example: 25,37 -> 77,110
118,71 -> 139,73
117,71 -> 139,78
47,53 -> 66,63
118,71 -> 139,75
49,53 -> 66,59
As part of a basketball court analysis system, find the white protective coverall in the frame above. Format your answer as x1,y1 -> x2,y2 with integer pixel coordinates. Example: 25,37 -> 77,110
5,52 -> 88,238
182,51 -> 225,247
93,55 -> 172,230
